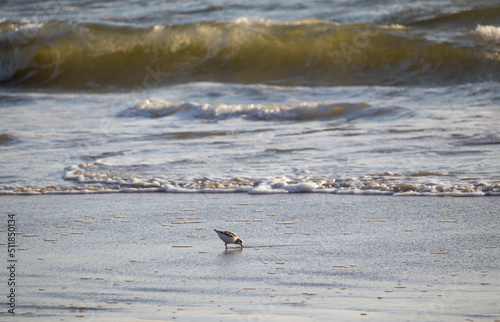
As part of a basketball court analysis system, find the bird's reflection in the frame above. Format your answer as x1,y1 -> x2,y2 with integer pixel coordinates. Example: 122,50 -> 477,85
220,247 -> 243,256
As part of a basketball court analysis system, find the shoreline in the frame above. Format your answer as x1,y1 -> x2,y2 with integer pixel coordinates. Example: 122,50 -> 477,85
1,189 -> 499,197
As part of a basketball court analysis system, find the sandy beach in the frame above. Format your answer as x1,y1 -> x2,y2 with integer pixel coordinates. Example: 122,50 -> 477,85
1,193 -> 499,321
2,1 -> 500,321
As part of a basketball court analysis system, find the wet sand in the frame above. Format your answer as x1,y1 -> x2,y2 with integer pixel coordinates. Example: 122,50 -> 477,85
1,193 -> 499,321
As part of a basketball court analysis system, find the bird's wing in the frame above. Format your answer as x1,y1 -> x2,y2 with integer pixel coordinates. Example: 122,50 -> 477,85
222,230 -> 237,238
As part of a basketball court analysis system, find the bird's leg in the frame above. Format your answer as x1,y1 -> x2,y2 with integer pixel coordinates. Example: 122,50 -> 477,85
225,243 -> 227,249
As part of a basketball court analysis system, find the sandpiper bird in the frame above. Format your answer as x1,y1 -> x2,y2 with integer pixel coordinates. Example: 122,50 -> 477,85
214,229 -> 243,249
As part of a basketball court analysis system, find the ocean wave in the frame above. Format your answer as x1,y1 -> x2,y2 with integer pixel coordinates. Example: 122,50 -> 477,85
1,19 -> 498,90
119,99 -> 373,121
1,164 -> 499,196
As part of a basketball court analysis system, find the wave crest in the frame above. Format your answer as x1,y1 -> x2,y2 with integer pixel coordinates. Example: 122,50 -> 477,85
119,99 -> 372,121
476,25 -> 500,42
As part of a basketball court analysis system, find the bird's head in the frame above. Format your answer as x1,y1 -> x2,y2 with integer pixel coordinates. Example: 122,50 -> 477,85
235,238 -> 243,246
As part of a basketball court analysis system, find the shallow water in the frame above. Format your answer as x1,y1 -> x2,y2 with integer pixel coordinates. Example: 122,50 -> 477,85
0,0 -> 499,196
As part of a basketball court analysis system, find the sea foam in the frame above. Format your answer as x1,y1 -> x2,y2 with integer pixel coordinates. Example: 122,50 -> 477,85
476,25 -> 500,41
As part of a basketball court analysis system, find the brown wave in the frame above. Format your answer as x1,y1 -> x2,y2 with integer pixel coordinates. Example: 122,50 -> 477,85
1,19 -> 498,90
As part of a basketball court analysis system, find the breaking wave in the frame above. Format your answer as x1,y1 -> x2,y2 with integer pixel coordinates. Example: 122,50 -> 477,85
119,99 -> 374,121
1,18 -> 499,90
